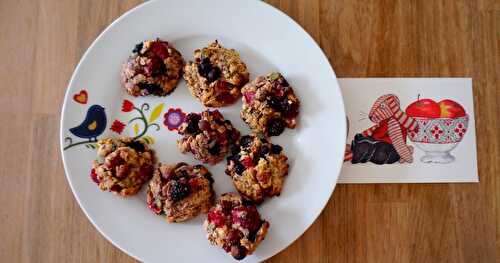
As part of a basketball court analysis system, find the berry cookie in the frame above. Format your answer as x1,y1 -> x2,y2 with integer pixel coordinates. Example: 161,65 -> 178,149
204,193 -> 270,260
146,163 -> 215,222
121,38 -> 184,96
225,134 -> 289,203
241,72 -> 300,136
183,41 -> 249,107
91,137 -> 156,196
177,110 -> 240,165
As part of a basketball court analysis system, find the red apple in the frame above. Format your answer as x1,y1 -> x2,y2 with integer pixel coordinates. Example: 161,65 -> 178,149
438,99 -> 466,118
405,98 -> 441,118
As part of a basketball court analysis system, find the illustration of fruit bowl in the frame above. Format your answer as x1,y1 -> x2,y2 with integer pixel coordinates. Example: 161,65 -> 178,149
408,116 -> 468,163
406,98 -> 468,164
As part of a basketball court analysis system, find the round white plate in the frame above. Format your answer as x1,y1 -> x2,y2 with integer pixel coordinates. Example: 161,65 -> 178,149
60,0 -> 346,262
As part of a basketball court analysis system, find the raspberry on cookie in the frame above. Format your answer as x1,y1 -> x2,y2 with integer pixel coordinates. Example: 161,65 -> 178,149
204,193 -> 270,261
241,72 -> 300,136
183,41 -> 249,107
121,38 -> 184,96
225,134 -> 289,203
146,163 -> 215,222
177,110 -> 240,165
91,137 -> 156,196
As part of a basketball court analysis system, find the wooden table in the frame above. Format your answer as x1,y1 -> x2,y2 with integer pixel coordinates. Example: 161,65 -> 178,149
1,0 -> 498,262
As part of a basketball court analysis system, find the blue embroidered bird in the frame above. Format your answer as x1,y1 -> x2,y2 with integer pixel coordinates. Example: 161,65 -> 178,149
69,105 -> 107,141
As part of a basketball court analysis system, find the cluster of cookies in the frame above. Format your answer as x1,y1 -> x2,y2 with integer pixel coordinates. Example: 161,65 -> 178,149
91,39 -> 300,260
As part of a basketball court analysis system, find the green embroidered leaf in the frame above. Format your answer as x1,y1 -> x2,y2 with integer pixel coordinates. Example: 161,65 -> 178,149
142,135 -> 155,144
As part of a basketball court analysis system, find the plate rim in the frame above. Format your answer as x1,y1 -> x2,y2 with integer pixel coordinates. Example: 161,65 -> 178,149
60,0 -> 346,261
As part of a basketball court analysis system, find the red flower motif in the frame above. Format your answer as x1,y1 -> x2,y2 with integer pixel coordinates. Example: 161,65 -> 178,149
110,119 -> 126,134
122,100 -> 134,112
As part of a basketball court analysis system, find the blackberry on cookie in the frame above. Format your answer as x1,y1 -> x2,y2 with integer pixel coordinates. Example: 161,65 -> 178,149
121,38 -> 184,96
183,41 -> 249,107
225,134 -> 289,203
177,110 -> 240,165
146,163 -> 215,222
241,72 -> 300,136
204,193 -> 270,260
91,137 -> 156,196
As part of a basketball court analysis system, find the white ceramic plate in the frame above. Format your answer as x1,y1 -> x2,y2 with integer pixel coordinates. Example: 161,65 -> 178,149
60,0 -> 346,262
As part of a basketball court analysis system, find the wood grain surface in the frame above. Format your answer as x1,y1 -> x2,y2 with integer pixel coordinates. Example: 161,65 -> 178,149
0,0 -> 498,262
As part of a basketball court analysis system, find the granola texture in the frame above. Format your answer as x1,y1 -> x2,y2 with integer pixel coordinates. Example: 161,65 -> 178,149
203,193 -> 270,260
183,41 -> 249,107
146,163 -> 215,223
91,137 -> 156,196
225,134 -> 289,204
177,110 -> 240,165
241,72 -> 300,136
121,39 -> 184,96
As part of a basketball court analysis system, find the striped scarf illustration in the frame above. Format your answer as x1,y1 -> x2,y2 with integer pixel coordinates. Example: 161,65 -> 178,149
363,94 -> 418,163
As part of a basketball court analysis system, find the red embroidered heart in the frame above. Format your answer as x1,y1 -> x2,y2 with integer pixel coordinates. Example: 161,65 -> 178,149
73,90 -> 88,104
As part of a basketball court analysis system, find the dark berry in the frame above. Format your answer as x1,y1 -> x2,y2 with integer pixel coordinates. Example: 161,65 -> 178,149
206,67 -> 221,82
226,229 -> 243,245
234,163 -> 245,175
167,181 -> 189,202
239,135 -> 253,148
126,140 -> 145,152
271,144 -> 283,154
144,56 -> 166,76
229,144 -> 240,156
132,42 -> 143,54
137,82 -> 161,95
267,118 -> 285,136
267,97 -> 283,110
197,61 -> 211,75
283,101 -> 299,118
260,145 -> 270,156
220,200 -> 233,214
198,120 -> 210,131
278,77 -> 289,87
227,153 -> 240,163
184,113 -> 201,134
208,142 -> 221,155
260,138 -> 268,144
247,230 -> 257,242
230,246 -> 247,260
110,184 -> 123,192
193,164 -> 204,170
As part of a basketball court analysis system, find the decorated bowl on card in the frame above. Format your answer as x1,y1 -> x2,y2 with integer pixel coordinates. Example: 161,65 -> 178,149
408,116 -> 468,163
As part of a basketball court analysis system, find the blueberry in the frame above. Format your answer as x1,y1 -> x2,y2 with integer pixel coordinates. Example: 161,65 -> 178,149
137,82 -> 161,95
234,163 -> 245,175
184,114 -> 201,134
267,118 -> 285,136
126,140 -> 145,152
230,246 -> 247,260
229,144 -> 240,156
239,135 -> 253,148
132,42 -> 143,54
267,97 -> 283,110
260,145 -> 270,156
207,67 -> 221,82
271,144 -> 283,154
197,62 -> 211,75
208,142 -> 221,155
278,77 -> 289,87
168,181 -> 189,202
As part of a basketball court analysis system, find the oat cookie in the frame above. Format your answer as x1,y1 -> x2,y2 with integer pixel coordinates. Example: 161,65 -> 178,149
91,137 -> 156,196
241,72 -> 300,136
121,38 -> 184,96
183,41 -> 249,107
177,110 -> 240,165
204,193 -> 270,260
146,163 -> 215,222
225,134 -> 289,203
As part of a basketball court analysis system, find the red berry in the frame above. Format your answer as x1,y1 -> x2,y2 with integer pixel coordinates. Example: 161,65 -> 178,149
240,156 -> 253,169
207,211 -> 226,228
244,91 -> 255,104
149,41 -> 169,60
90,168 -> 99,184
148,201 -> 162,215
188,178 -> 198,189
231,206 -> 262,232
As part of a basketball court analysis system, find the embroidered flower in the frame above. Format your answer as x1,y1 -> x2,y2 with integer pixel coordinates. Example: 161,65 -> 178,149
122,100 -> 134,112
163,108 -> 186,131
110,119 -> 126,134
